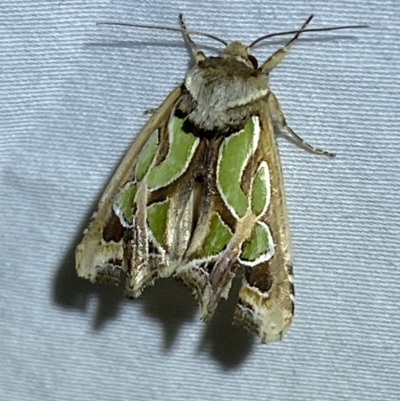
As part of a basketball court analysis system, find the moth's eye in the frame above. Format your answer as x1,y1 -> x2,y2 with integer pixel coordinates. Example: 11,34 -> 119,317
248,55 -> 258,69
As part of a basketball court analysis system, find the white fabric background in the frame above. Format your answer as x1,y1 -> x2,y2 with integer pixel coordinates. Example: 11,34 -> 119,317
1,1 -> 399,400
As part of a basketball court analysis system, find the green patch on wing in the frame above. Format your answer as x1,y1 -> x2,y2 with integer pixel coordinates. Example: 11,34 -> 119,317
251,162 -> 269,216
202,213 -> 233,257
147,116 -> 199,189
135,130 -> 159,181
147,199 -> 170,244
114,182 -> 137,226
217,118 -> 255,218
240,222 -> 271,262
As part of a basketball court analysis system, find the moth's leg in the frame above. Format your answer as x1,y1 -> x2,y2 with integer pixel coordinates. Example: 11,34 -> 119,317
267,91 -> 336,157
143,108 -> 158,116
261,15 -> 313,72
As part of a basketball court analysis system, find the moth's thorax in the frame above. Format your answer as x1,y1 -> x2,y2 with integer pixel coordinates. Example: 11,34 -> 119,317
177,41 -> 270,134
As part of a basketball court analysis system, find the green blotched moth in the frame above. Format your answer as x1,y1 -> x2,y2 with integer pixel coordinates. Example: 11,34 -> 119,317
76,15 -> 365,342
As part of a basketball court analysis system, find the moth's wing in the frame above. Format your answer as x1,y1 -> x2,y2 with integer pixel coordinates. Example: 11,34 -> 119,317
75,86 -> 182,289
234,97 -> 294,343
175,100 -> 294,343
175,116 -> 276,324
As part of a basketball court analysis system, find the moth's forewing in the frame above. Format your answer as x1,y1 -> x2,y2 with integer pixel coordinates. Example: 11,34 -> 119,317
124,111 -> 205,297
175,116 -> 272,314
75,86 -> 182,290
233,100 -> 294,343
173,107 -> 294,343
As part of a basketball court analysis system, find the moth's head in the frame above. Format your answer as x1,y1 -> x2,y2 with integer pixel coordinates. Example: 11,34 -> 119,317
220,41 -> 258,70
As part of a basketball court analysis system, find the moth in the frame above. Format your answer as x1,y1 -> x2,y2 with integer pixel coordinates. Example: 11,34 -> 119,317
76,15 -> 365,342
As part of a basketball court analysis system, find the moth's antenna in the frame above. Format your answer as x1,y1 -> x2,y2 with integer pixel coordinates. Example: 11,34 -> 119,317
178,13 -> 207,62
260,15 -> 314,72
250,17 -> 368,48
97,20 -> 228,46
97,16 -> 368,50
